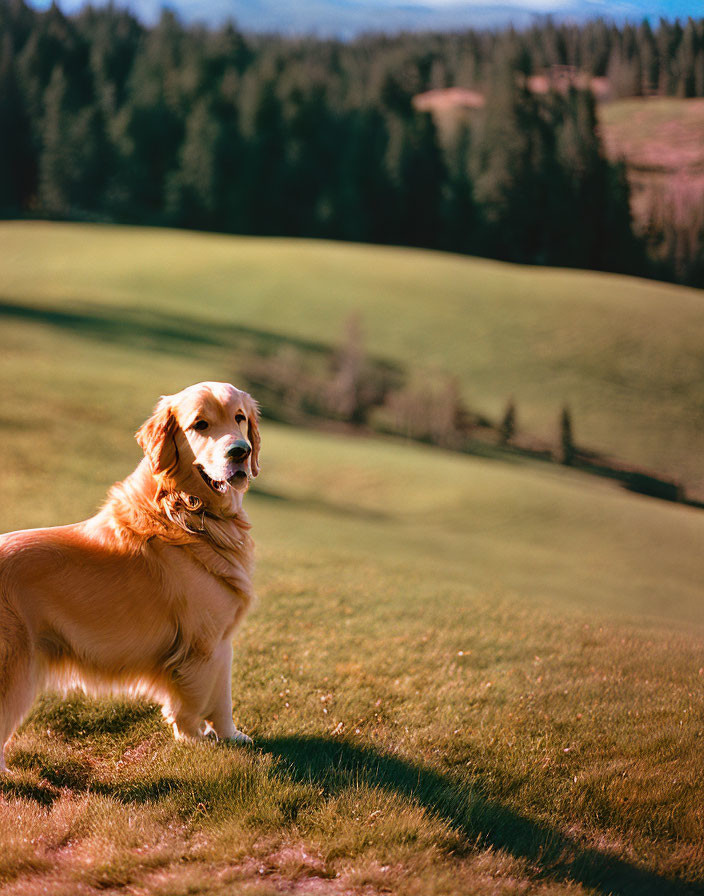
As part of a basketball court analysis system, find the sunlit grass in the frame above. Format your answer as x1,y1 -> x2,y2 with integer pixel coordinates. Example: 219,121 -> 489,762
0,224 -> 703,894
2,220 -> 704,493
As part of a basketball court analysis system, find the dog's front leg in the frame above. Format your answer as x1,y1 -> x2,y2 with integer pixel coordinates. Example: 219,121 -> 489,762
204,639 -> 252,745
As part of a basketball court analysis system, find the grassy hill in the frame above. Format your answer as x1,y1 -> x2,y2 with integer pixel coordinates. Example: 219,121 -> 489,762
3,220 -> 704,495
0,222 -> 703,894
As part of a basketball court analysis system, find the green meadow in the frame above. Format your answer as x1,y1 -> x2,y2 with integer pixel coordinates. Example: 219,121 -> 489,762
0,222 -> 703,895
3,220 -> 704,494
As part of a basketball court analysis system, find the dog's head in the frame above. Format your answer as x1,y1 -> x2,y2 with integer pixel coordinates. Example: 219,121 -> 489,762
136,382 -> 260,514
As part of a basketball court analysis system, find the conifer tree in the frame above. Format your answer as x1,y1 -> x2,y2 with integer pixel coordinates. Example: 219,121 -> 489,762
0,33 -> 34,212
500,399 -> 516,446
38,65 -> 71,214
560,406 -> 575,466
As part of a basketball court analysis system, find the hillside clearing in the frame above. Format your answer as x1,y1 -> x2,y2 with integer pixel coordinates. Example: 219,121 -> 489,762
599,96 -> 704,240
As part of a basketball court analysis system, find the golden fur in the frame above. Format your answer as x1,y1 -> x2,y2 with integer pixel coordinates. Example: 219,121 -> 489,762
0,382 -> 260,771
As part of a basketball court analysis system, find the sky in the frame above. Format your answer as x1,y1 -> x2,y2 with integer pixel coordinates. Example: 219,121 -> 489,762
27,0 -> 700,30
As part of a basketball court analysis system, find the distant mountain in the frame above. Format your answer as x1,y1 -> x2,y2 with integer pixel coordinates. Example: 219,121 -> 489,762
29,0 -> 699,35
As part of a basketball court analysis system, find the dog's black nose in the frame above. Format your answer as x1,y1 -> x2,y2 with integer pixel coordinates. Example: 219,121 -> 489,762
226,439 -> 251,461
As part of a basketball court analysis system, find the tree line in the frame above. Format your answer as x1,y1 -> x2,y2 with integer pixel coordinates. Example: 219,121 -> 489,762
1,1 -> 703,281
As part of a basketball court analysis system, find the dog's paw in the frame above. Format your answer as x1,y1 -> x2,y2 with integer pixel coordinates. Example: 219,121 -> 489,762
223,729 -> 253,746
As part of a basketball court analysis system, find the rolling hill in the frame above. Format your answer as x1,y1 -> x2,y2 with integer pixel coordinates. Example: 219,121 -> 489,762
3,220 -> 704,495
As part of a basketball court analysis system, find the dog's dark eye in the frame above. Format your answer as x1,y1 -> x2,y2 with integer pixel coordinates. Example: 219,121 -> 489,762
235,413 -> 246,424
192,419 -> 209,432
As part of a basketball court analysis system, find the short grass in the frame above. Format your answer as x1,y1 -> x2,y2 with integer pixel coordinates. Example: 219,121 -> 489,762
0,224 -> 703,894
2,221 -> 704,495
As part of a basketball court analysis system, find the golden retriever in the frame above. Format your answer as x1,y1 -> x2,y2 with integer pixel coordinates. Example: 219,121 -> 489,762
0,381 -> 260,771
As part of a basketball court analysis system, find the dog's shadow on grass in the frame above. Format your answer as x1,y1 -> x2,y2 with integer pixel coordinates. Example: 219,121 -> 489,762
2,725 -> 697,896
259,735 -> 696,896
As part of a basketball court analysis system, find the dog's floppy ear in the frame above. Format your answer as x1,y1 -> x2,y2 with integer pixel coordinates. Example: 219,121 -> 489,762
247,402 -> 261,478
136,396 -> 179,477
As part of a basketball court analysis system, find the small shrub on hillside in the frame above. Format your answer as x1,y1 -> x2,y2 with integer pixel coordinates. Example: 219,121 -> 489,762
372,375 -> 468,448
238,318 -> 401,427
